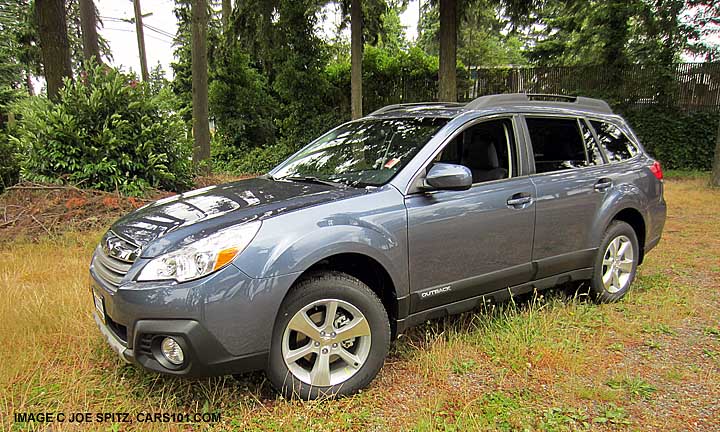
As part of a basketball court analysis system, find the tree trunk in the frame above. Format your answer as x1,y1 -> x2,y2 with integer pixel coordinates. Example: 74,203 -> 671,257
133,0 -> 149,81
712,118 -> 720,187
438,0 -> 457,102
25,73 -> 35,96
79,0 -> 101,63
222,0 -> 231,30
350,0 -> 363,119
191,0 -> 211,170
35,0 -> 72,100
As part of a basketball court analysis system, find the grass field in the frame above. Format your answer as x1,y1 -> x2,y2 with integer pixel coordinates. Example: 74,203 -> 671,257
1,176 -> 719,431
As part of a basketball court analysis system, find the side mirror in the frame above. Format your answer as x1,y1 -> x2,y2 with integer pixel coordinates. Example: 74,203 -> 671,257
423,163 -> 473,191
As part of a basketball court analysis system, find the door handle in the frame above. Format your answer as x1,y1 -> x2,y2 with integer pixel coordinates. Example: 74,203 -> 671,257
594,178 -> 613,192
507,193 -> 532,207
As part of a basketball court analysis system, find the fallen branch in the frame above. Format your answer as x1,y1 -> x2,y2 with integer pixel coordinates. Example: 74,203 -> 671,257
7,185 -> 85,193
30,214 -> 53,237
0,209 -> 28,228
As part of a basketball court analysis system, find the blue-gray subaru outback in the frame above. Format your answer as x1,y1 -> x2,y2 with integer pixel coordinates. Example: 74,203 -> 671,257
90,93 -> 666,399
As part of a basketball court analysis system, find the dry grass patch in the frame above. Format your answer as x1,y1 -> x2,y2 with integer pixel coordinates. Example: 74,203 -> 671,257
1,175 -> 719,431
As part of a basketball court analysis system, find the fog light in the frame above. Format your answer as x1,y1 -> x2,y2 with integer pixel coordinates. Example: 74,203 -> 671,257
160,337 -> 184,365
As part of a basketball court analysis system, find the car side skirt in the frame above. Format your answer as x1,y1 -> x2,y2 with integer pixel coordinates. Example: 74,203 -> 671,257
395,267 -> 593,335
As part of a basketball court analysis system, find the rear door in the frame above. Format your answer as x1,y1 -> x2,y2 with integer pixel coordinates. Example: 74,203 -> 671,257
523,115 -> 609,278
405,116 -> 536,312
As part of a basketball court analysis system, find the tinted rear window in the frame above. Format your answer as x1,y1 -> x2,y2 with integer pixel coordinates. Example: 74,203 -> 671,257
590,120 -> 639,162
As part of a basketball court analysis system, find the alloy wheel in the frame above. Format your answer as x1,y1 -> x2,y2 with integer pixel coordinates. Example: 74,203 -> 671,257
281,299 -> 372,386
601,235 -> 634,294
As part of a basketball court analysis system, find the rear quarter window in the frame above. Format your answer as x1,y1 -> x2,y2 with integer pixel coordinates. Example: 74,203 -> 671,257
590,120 -> 639,162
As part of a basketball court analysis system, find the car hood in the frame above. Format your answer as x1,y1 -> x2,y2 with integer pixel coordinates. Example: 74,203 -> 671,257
110,176 -> 367,256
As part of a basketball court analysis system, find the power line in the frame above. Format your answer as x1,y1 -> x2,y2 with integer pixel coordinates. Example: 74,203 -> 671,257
143,23 -> 175,39
103,27 -> 173,44
99,16 -> 176,39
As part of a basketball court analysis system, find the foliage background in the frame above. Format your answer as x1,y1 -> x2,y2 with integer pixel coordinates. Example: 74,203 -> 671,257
0,0 -> 718,190
622,108 -> 720,170
10,64 -> 193,195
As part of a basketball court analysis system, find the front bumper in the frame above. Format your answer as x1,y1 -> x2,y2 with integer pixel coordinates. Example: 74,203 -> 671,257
92,311 -> 267,376
90,261 -> 298,377
94,312 -> 132,364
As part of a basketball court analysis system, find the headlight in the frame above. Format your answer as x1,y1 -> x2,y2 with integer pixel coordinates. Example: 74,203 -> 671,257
137,221 -> 261,283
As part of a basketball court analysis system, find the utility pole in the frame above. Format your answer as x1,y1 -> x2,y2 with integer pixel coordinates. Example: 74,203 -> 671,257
132,0 -> 149,81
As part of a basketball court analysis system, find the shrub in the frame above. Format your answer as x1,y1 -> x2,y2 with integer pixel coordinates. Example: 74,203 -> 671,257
0,130 -> 20,193
325,45 -> 453,115
0,82 -> 22,193
213,140 -> 297,175
11,63 -> 193,195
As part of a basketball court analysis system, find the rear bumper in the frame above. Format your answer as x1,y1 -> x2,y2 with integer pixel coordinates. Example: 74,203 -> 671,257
644,196 -> 667,256
645,233 -> 662,254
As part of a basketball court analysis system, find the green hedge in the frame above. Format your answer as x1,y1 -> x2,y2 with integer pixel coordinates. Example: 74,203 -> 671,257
621,107 -> 719,170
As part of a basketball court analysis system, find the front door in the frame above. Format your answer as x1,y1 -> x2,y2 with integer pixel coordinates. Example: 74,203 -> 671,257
405,117 -> 536,312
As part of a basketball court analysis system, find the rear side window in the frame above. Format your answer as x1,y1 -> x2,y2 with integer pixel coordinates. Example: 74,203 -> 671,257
590,120 -> 639,162
526,117 -> 599,174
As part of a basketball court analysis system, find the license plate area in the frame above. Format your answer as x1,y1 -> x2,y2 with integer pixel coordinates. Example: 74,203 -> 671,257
93,290 -> 106,323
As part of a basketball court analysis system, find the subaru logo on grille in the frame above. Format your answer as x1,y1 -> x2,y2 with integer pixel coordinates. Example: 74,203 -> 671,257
103,233 -> 139,262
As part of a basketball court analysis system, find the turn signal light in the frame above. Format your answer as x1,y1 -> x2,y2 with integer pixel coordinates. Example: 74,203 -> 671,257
214,247 -> 240,270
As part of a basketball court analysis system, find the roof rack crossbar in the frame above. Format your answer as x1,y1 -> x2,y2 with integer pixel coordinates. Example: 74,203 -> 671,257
464,93 -> 613,114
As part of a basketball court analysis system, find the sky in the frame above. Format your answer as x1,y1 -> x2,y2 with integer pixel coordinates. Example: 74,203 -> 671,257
96,0 -> 178,77
96,0 -> 421,79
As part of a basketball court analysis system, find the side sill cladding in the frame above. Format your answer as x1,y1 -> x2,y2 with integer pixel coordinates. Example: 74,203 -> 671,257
396,268 -> 592,335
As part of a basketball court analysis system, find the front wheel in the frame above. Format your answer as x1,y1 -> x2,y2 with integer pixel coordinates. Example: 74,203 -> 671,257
590,221 -> 639,302
267,271 -> 390,400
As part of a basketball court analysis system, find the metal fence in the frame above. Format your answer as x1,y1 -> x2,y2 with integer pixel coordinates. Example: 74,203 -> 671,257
462,63 -> 720,111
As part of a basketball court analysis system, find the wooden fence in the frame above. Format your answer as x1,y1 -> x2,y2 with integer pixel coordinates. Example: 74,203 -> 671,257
463,63 -> 720,111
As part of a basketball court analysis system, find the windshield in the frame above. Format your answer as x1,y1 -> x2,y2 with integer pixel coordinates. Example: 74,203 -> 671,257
272,117 -> 448,187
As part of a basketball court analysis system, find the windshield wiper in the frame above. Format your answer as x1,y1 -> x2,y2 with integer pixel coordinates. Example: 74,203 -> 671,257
277,175 -> 346,188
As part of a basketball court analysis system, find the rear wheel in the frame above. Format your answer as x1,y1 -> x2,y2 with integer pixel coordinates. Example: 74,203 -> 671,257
590,221 -> 639,302
267,271 -> 390,399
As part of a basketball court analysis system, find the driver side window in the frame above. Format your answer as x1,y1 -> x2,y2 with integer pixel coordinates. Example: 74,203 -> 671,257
436,118 -> 516,184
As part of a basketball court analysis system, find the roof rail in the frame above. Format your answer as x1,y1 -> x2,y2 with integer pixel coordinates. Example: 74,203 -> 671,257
369,102 -> 465,116
465,93 -> 613,114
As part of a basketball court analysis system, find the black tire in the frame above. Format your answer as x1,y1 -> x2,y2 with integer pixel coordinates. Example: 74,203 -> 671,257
267,271 -> 390,400
590,221 -> 640,303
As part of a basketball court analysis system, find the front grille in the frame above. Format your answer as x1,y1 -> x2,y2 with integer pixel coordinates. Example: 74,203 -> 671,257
92,231 -> 139,290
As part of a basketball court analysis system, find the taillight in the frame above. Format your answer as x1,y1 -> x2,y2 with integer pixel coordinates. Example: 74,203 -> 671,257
650,161 -> 663,180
